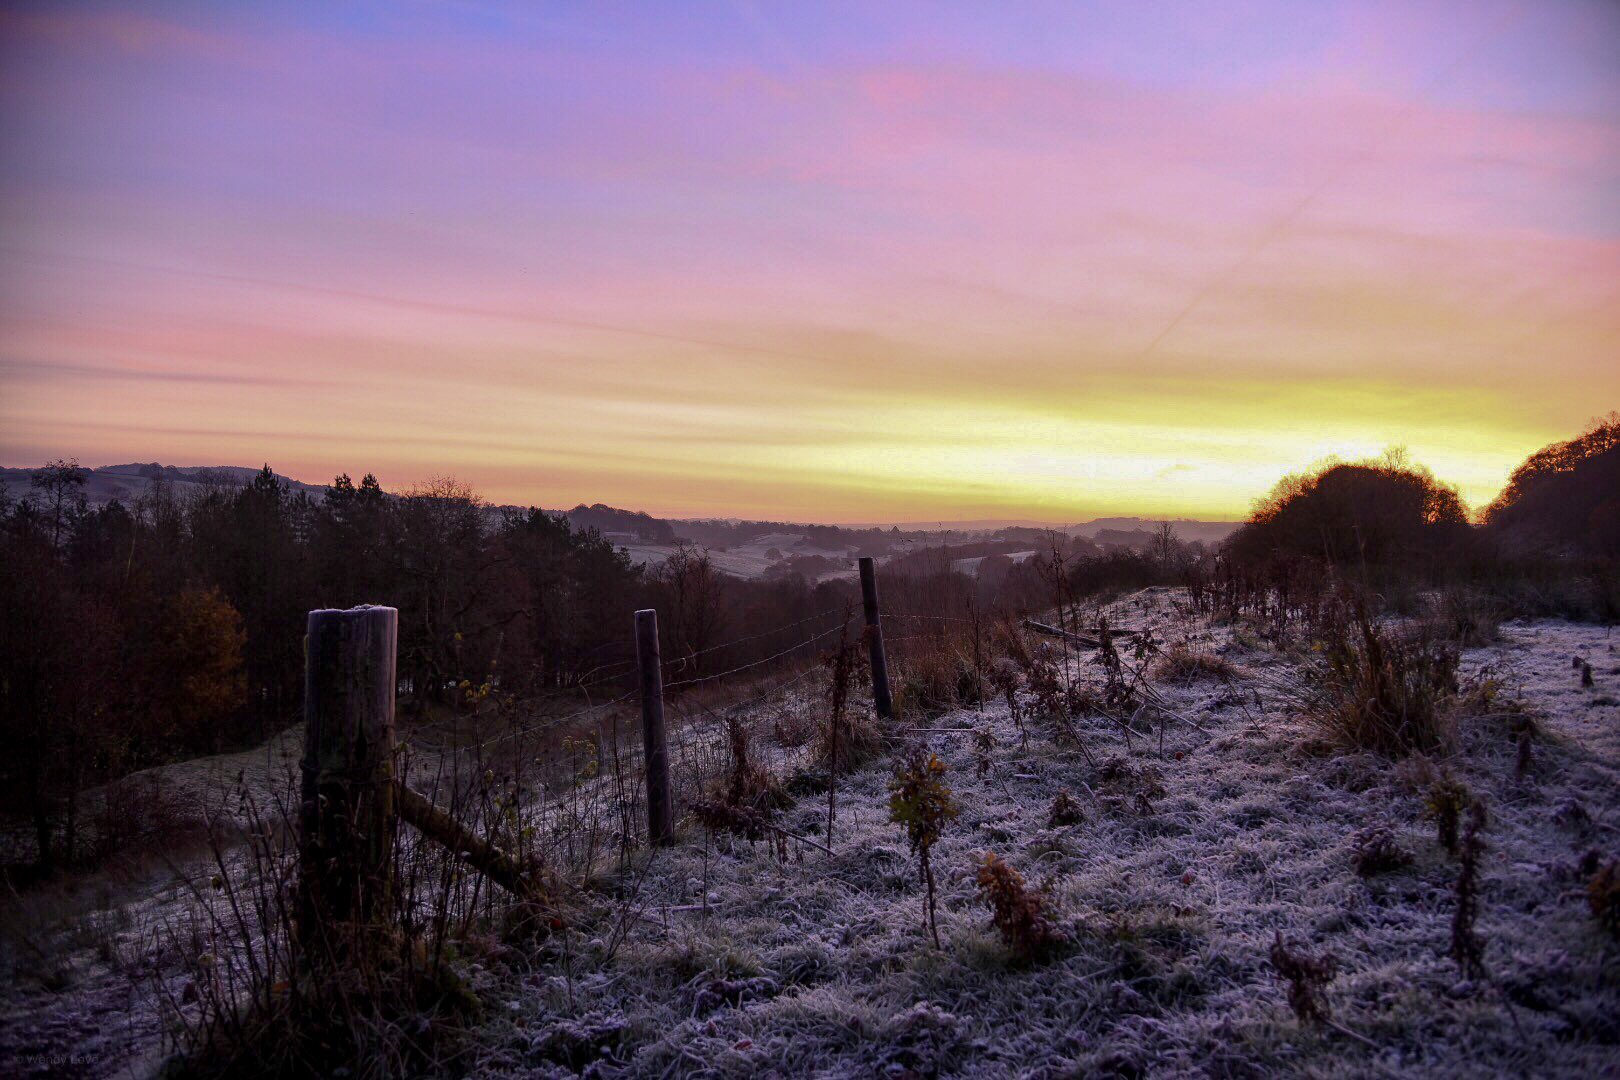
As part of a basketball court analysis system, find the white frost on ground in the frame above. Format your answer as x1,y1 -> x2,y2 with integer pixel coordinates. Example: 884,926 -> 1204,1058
4,589 -> 1618,1077
469,592 -> 1620,1077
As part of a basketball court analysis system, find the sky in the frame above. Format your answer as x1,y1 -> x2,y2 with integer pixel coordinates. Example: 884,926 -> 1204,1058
1,1 -> 1616,524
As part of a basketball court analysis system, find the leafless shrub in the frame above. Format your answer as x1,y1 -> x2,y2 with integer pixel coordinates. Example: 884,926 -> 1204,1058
1428,587 -> 1501,648
1350,825 -> 1414,877
975,852 -> 1064,962
89,771 -> 198,864
692,715 -> 787,845
1451,800 -> 1488,979
817,619 -> 878,774
1268,932 -> 1337,1025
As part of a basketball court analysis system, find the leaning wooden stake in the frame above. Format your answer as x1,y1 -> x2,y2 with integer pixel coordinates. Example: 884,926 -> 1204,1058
636,609 -> 674,845
298,605 -> 398,959
859,557 -> 895,720
396,784 -> 550,898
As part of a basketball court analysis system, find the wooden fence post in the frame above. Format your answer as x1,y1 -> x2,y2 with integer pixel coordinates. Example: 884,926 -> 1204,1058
859,557 -> 895,720
298,605 -> 398,959
635,608 -> 673,845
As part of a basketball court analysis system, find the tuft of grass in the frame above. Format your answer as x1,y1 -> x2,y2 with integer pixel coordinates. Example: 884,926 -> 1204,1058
771,708 -> 815,749
1153,644 -> 1239,683
1293,595 -> 1458,757
1096,755 -> 1166,815
895,642 -> 980,720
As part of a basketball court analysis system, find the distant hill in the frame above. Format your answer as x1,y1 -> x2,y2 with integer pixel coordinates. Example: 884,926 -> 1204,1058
0,462 -> 328,508
1,462 -> 1241,562
565,503 -> 677,544
1068,517 -> 1241,545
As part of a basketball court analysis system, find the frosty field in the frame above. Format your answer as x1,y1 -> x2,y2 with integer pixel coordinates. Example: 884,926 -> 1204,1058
3,589 -> 1617,1078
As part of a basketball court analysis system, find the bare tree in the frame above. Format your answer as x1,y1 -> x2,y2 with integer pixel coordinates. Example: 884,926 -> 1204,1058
1151,521 -> 1180,572
31,458 -> 88,551
657,541 -> 725,672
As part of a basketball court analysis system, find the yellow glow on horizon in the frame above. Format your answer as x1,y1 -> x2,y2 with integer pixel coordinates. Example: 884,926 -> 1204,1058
2,4 -> 1616,524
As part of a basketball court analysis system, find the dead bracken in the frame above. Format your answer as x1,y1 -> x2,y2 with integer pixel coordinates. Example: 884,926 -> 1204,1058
1268,932 -> 1337,1025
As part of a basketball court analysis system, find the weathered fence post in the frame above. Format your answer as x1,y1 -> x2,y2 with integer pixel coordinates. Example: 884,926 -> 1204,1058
635,608 -> 674,845
298,605 -> 398,959
859,557 -> 894,720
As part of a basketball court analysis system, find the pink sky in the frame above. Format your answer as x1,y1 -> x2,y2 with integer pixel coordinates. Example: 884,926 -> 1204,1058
2,1 -> 1616,521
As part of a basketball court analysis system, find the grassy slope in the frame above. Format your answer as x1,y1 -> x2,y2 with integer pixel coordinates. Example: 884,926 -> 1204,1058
472,591 -> 1619,1077
3,590 -> 1616,1077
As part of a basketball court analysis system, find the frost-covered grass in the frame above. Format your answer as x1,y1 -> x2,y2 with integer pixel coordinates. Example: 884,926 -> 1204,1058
4,589 -> 1618,1077
463,592 -> 1620,1077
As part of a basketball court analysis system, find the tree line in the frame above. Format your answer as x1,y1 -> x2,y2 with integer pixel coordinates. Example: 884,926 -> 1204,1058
0,464 -> 846,872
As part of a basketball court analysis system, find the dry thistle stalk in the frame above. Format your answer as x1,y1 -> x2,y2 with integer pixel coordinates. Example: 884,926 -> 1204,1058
974,727 -> 995,778
692,715 -> 784,846
988,658 -> 1026,748
1451,799 -> 1488,979
822,612 -> 857,846
1425,774 -> 1469,854
1095,617 -> 1137,712
889,747 -> 959,948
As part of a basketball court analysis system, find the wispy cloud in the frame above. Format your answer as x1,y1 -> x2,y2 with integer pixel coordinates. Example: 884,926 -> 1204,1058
2,1 -> 1616,519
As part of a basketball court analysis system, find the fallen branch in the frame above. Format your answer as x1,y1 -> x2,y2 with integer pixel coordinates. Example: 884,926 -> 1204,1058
1023,619 -> 1103,647
764,820 -> 834,855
